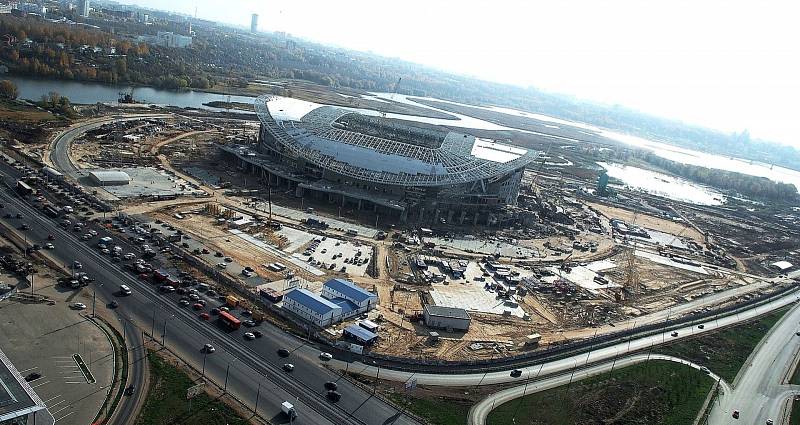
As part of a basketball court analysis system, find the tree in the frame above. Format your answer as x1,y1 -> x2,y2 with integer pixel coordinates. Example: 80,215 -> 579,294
0,80 -> 18,100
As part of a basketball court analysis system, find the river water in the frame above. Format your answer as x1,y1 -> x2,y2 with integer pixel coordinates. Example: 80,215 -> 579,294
7,75 -> 800,194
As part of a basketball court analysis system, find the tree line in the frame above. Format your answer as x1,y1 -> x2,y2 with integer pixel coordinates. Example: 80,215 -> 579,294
642,153 -> 797,202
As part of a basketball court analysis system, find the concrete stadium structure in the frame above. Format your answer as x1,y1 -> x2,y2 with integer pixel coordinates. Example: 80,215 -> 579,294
224,96 -> 538,224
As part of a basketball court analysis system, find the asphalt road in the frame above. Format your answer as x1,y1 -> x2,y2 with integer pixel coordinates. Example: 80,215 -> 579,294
707,301 -> 800,425
0,170 -> 418,425
337,291 -> 800,387
49,114 -> 172,179
467,353 -> 730,425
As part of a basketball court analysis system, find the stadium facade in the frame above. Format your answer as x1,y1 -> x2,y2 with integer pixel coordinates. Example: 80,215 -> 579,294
224,96 -> 538,225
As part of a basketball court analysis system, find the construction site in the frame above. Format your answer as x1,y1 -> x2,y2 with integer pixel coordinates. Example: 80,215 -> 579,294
6,87 -> 793,363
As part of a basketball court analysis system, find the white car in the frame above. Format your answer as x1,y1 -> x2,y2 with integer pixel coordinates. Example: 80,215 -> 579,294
44,243 -> 54,249
283,363 -> 294,372
217,263 -> 227,269
71,302 -> 87,310
319,352 -> 333,361
244,332 -> 256,340
203,343 -> 215,353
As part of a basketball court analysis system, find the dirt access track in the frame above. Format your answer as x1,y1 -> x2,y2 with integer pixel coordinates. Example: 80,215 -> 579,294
587,201 -> 705,243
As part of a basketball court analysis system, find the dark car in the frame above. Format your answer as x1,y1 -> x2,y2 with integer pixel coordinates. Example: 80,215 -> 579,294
210,308 -> 220,315
253,330 -> 263,338
277,348 -> 290,358
124,385 -> 135,396
24,372 -> 41,382
510,369 -> 523,378
109,300 -> 119,308
327,390 -> 341,402
324,381 -> 338,391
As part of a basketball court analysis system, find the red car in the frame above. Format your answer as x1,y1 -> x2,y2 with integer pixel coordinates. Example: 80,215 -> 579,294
138,273 -> 149,280
199,312 -> 210,320
192,303 -> 204,310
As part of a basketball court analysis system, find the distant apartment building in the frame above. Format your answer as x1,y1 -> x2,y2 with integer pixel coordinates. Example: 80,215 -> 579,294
0,3 -> 12,14
137,31 -> 192,48
250,13 -> 258,33
79,0 -> 88,17
17,2 -> 46,14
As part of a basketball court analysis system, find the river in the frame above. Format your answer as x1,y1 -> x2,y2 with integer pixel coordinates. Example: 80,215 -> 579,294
7,75 -> 800,193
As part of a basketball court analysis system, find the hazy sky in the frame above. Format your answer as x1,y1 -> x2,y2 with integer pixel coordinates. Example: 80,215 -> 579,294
120,0 -> 800,147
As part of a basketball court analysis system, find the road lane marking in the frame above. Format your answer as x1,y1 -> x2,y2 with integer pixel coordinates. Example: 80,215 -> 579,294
43,395 -> 62,404
18,366 -> 39,373
54,410 -> 75,423
30,380 -> 50,389
47,399 -> 66,409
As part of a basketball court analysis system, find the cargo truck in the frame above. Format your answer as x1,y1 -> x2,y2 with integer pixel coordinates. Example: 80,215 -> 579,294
281,401 -> 297,419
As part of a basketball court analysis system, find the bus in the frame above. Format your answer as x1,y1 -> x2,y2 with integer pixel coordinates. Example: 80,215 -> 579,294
16,180 -> 34,196
219,311 -> 241,330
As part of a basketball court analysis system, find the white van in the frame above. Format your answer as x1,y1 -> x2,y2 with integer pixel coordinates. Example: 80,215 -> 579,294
120,285 -> 132,295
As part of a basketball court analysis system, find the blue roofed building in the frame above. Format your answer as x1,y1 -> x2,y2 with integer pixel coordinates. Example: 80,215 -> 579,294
283,288 -> 342,327
322,279 -> 378,315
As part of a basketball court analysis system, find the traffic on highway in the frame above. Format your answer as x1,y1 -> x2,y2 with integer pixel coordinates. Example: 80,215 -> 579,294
0,156 -> 418,425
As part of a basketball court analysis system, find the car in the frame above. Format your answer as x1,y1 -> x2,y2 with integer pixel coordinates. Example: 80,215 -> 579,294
24,372 -> 41,382
201,248 -> 209,254
327,390 -> 341,402
179,299 -> 191,307
47,234 -> 55,240
253,330 -> 263,338
203,344 -> 215,353
732,410 -> 740,419
124,385 -> 135,396
210,308 -> 220,315
700,366 -> 710,374
189,293 -> 200,301
20,224 -> 30,230
324,381 -> 338,391
277,348 -> 290,358
15,213 -> 22,219
510,369 -> 523,378
670,331 -> 678,337
199,312 -> 210,320
319,352 -> 333,361
697,324 -> 705,329
219,306 -> 230,312
767,419 -> 774,425
243,320 -> 257,327
207,290 -> 217,297
159,285 -> 175,293
196,299 -> 207,306
243,332 -> 256,340
192,303 -> 204,310
217,262 -> 227,269
215,252 -> 223,257
283,363 -> 294,372
71,261 -> 82,270
71,302 -> 87,310
224,257 -> 233,262
242,310 -> 252,316
109,300 -> 119,308
44,243 -> 54,249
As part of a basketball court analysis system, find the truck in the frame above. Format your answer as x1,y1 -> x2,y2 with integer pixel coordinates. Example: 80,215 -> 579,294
225,295 -> 240,308
15,180 -> 34,196
43,205 -> 61,218
281,401 -> 297,419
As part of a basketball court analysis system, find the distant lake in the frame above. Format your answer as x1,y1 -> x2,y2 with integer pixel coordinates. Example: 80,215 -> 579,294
598,162 -> 725,206
6,76 -> 256,111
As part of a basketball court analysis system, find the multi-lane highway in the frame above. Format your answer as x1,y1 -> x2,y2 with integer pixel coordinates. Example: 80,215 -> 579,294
0,165 -> 418,425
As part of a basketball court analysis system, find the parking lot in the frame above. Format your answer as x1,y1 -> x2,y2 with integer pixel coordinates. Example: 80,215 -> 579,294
297,236 -> 373,277
0,281 -> 114,425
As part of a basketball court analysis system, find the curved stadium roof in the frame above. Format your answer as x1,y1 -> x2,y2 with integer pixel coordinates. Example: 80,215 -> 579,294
255,95 -> 538,186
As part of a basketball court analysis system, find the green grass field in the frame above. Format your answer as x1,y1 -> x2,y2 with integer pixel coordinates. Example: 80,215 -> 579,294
388,393 -> 470,425
486,360 -> 714,425
658,306 -> 789,383
135,350 -> 248,425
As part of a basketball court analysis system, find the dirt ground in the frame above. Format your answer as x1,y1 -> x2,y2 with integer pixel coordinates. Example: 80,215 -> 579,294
587,201 -> 705,243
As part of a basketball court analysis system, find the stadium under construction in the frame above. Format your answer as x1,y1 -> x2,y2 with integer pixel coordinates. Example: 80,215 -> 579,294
223,96 -> 539,224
